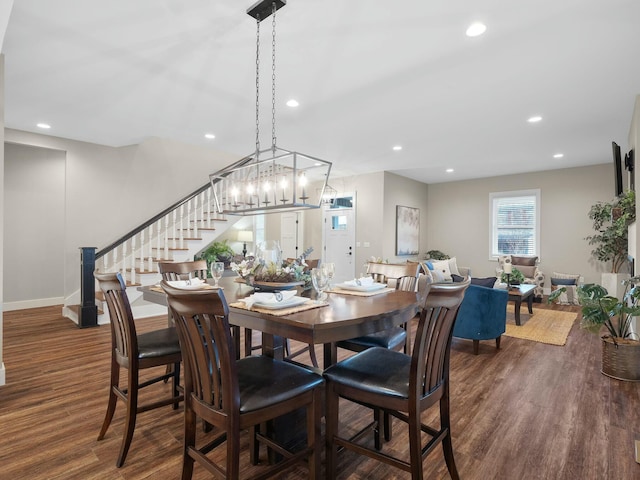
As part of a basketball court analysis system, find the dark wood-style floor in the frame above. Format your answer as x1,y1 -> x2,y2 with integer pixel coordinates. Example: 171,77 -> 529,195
1,301 -> 639,479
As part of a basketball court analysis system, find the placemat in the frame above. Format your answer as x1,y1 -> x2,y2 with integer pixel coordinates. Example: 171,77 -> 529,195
229,300 -> 328,316
327,287 -> 395,297
150,284 -> 220,294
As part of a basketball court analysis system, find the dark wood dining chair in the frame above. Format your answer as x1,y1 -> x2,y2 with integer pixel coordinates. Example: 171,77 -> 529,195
158,260 -> 208,282
324,279 -> 470,480
336,262 -> 421,355
161,281 -> 324,480
95,272 -> 183,467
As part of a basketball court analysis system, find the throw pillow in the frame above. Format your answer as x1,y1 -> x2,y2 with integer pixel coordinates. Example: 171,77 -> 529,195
431,259 -> 451,279
430,268 -> 451,283
471,276 -> 497,288
551,272 -> 580,284
516,265 -> 536,279
425,261 -> 434,270
551,284 -> 580,305
511,255 -> 538,266
551,277 -> 577,286
448,257 -> 461,276
451,274 -> 465,283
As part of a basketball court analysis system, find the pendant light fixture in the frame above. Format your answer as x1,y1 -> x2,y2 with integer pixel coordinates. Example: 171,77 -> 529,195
210,0 -> 332,215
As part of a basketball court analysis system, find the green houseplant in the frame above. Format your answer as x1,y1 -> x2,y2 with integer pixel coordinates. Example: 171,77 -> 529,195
586,189 -> 635,273
500,267 -> 525,286
549,278 -> 640,381
196,240 -> 236,271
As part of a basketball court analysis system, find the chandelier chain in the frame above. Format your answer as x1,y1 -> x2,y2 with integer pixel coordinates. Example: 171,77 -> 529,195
255,14 -> 261,155
271,2 -> 277,152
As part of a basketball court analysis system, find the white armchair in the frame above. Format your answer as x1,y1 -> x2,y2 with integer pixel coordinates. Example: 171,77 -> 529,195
496,255 -> 545,300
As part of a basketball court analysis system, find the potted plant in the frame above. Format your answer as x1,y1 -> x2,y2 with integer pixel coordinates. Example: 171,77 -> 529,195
549,278 -> 640,381
500,267 -> 525,286
196,240 -> 236,271
586,189 -> 635,298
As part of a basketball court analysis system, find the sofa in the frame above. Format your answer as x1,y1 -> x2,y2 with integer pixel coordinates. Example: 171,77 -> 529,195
453,283 -> 508,355
496,254 -> 545,301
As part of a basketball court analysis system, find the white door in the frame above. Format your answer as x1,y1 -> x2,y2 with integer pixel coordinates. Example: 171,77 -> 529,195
323,196 -> 356,283
281,212 -> 301,260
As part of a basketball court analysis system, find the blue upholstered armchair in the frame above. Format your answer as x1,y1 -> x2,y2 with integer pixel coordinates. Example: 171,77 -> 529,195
453,284 -> 508,355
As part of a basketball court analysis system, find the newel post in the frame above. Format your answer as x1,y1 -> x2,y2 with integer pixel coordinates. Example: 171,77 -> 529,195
79,247 -> 98,328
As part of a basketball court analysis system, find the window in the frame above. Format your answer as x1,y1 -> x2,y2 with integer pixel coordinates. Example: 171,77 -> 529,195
490,189 -> 540,258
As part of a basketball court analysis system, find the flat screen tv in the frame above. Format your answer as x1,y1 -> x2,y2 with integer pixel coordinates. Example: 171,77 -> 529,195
613,141 -> 623,197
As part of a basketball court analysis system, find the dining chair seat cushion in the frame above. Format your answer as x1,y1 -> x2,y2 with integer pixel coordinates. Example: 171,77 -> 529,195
136,327 -> 182,359
237,356 -> 324,413
336,327 -> 406,352
323,347 -> 410,400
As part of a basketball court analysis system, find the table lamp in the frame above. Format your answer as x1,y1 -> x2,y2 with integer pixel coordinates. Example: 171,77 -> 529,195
238,230 -> 253,257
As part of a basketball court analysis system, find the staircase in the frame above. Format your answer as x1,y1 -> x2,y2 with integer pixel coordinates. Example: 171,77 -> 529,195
64,182 -> 241,325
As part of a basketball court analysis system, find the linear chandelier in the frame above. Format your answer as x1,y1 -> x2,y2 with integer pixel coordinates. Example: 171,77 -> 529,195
210,0 -> 332,215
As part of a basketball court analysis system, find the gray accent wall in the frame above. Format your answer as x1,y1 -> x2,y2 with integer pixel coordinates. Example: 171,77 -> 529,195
426,164 -> 615,286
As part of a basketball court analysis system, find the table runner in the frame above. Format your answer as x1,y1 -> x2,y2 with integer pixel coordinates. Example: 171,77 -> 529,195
229,300 -> 328,316
327,287 -> 395,297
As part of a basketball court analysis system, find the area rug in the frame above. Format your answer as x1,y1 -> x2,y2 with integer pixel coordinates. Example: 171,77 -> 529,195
503,310 -> 578,346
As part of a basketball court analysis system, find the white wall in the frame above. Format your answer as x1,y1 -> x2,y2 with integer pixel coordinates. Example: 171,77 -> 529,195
3,143 -> 65,307
0,54 -> 6,386
426,164 -> 613,285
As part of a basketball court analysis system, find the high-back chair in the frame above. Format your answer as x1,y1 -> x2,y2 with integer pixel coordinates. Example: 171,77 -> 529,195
95,272 -> 182,467
161,282 -> 324,480
158,260 -> 208,282
324,279 -> 470,480
336,262 -> 421,355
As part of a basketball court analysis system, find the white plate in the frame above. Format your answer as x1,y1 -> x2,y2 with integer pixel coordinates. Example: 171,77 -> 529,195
166,280 -> 210,290
252,296 -> 309,310
336,282 -> 387,292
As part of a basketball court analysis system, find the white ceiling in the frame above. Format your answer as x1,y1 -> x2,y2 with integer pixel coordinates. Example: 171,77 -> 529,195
2,0 -> 639,184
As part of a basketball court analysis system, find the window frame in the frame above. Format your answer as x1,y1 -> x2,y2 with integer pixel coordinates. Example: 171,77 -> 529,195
489,189 -> 541,260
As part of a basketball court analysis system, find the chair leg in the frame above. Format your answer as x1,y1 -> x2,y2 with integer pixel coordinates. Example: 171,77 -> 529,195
496,335 -> 501,350
226,419 -> 241,480
324,383 -> 339,480
182,404 -> 197,480
97,358 -> 120,441
308,344 -> 319,369
473,339 -> 479,355
245,328 -> 253,358
172,361 -> 181,409
307,388 -> 322,480
249,424 -> 259,465
116,368 -> 139,467
383,411 -> 393,442
407,404 -> 424,480
373,408 -> 382,450
440,394 -> 460,480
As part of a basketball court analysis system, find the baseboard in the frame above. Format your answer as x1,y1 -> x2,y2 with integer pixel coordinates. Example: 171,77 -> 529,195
0,362 -> 5,386
3,297 -> 65,311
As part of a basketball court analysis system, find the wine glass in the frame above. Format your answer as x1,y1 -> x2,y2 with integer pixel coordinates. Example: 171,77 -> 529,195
311,267 -> 329,303
211,261 -> 225,288
322,262 -> 335,290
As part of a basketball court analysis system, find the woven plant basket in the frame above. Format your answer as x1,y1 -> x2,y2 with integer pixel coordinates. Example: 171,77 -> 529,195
601,337 -> 640,381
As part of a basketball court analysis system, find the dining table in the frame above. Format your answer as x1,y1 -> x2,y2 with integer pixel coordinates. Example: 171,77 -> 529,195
139,275 -> 420,369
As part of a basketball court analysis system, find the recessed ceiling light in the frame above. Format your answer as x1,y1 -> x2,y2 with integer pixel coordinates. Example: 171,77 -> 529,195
286,99 -> 299,107
204,133 -> 215,139
553,153 -> 564,158
527,116 -> 542,123
392,145 -> 402,151
37,123 -> 51,129
446,168 -> 454,173
466,22 -> 487,37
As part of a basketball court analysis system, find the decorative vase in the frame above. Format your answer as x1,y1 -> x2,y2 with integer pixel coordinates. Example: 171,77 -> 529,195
601,337 -> 640,381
